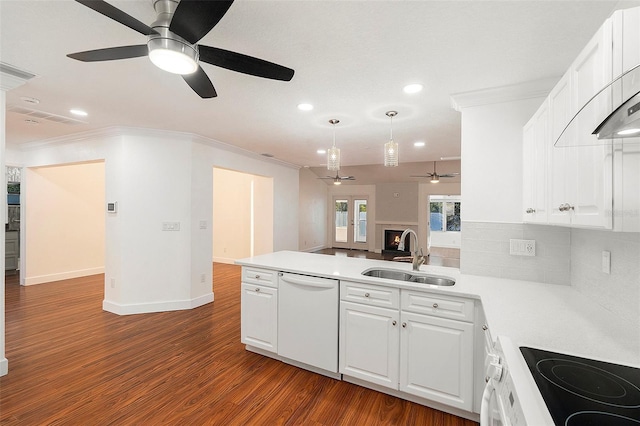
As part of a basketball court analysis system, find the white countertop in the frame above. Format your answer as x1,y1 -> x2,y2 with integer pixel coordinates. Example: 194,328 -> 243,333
236,250 -> 640,368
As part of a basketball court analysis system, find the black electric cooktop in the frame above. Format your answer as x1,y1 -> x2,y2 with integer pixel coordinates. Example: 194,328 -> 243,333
520,347 -> 640,426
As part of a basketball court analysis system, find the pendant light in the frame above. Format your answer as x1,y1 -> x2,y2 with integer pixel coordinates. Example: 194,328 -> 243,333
384,111 -> 399,167
327,119 -> 341,171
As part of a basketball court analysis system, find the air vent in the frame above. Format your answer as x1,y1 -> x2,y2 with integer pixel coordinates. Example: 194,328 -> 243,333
7,104 -> 85,126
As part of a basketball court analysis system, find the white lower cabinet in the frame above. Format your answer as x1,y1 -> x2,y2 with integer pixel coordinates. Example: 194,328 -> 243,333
339,301 -> 399,389
399,311 -> 474,411
240,268 -> 278,353
339,281 -> 475,412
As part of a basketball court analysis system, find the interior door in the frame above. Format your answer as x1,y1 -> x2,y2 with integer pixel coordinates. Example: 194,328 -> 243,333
332,196 -> 368,250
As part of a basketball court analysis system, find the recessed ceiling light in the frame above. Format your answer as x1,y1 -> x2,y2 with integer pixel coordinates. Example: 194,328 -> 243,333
403,83 -> 423,94
297,103 -> 314,111
414,141 -> 425,147
70,109 -> 88,117
317,149 -> 326,154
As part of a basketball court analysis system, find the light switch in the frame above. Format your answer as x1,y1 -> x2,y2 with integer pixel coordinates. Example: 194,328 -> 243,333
602,251 -> 611,274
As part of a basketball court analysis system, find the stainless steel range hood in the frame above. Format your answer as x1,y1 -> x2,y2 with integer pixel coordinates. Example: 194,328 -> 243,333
555,64 -> 640,147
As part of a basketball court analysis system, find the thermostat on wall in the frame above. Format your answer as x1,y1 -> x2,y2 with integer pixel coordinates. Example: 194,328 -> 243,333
107,202 -> 118,213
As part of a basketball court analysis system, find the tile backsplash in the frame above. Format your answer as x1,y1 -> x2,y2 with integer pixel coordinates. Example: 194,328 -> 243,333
460,222 -> 571,284
461,221 -> 640,322
571,228 -> 640,324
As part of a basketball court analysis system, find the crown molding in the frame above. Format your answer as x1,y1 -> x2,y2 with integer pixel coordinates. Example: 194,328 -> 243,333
450,77 -> 558,111
18,126 -> 300,170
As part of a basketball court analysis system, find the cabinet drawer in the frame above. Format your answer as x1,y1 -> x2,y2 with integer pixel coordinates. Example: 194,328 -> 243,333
401,291 -> 474,322
242,267 -> 277,288
341,281 -> 399,309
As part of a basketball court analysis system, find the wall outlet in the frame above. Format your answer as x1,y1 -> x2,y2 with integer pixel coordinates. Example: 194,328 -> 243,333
162,222 -> 180,231
602,251 -> 611,274
200,273 -> 206,283
509,239 -> 536,256
110,278 -> 115,288
199,220 -> 207,230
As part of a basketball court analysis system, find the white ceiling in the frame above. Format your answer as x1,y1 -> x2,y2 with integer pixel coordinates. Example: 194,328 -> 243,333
1,0 -> 638,180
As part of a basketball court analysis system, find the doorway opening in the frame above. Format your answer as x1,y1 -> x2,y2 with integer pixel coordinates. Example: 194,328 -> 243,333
212,167 -> 274,263
332,196 -> 368,250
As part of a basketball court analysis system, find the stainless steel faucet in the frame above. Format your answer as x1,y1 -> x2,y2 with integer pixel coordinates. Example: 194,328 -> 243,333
397,228 -> 425,271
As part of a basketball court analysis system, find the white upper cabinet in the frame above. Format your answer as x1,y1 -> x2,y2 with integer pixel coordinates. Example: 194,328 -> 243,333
523,100 -> 549,223
532,16 -> 614,229
621,7 -> 640,75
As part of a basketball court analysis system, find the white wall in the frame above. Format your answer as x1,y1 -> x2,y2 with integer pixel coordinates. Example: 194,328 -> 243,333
24,161 -> 105,285
12,127 -> 298,316
460,98 -> 543,223
298,167 -> 328,252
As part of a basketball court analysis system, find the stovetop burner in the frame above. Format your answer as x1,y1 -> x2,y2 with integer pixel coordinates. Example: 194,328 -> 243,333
536,358 -> 640,408
521,347 -> 640,426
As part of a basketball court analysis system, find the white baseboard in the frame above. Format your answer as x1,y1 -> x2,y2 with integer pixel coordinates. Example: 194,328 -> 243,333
102,291 -> 214,315
212,256 -> 236,264
300,244 -> 327,253
23,267 -> 105,286
0,357 -> 8,376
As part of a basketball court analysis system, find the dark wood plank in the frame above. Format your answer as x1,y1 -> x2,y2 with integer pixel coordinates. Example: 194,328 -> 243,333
1,264 -> 477,425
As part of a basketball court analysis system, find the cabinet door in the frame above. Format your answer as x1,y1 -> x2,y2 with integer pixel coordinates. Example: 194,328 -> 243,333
399,312 -> 474,411
241,283 -> 278,353
548,71 -> 573,225
623,7 -> 640,74
340,301 -> 399,389
523,101 -> 549,223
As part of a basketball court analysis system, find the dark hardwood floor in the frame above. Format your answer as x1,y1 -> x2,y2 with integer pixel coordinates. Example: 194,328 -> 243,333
1,264 -> 476,425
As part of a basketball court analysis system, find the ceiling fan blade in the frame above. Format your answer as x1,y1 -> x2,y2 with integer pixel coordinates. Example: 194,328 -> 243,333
343,176 -> 356,180
199,45 -> 295,81
67,45 -> 148,62
75,0 -> 158,36
170,0 -> 234,44
440,174 -> 460,178
410,174 -> 435,178
182,66 -> 217,98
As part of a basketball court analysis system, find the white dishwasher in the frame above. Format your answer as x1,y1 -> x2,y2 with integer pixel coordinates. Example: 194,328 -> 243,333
277,272 -> 339,373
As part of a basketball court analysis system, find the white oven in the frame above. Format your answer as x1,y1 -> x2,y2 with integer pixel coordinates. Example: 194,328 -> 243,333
480,334 -> 554,426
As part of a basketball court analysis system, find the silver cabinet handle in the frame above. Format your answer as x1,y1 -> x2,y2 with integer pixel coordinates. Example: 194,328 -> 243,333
255,274 -> 261,279
255,287 -> 260,292
433,303 -> 438,308
392,320 -> 397,326
402,322 -> 407,328
525,208 -> 535,214
559,203 -> 575,212
364,292 -> 370,298
482,324 -> 488,331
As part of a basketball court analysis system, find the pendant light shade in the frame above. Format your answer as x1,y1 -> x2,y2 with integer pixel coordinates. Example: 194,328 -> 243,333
327,119 -> 341,171
384,111 -> 398,167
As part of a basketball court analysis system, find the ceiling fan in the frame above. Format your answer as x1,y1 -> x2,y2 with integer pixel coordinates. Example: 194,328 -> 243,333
411,161 -> 460,183
319,172 -> 356,185
67,0 -> 295,98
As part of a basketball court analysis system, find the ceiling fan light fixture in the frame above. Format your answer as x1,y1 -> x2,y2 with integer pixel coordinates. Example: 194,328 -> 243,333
147,37 -> 198,75
384,111 -> 399,167
333,180 -> 342,185
430,176 -> 440,183
327,119 -> 341,171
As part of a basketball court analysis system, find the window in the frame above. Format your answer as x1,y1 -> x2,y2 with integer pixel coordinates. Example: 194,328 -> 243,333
429,198 -> 461,232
